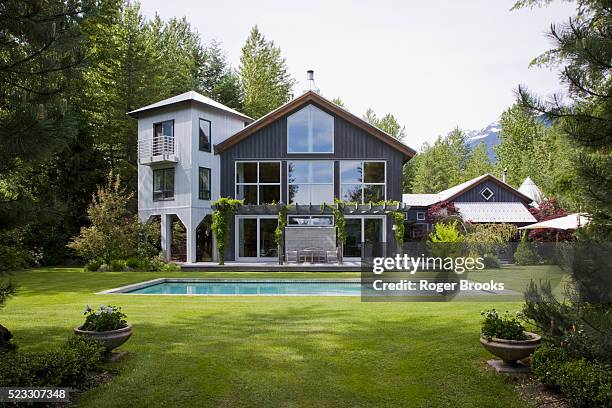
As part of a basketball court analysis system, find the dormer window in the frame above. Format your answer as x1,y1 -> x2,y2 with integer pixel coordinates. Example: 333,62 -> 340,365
287,104 -> 334,153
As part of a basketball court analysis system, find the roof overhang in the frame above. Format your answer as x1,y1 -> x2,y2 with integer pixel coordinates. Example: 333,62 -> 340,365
214,91 -> 417,160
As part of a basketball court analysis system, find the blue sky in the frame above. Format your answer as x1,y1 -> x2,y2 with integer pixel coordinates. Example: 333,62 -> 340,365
139,0 -> 575,150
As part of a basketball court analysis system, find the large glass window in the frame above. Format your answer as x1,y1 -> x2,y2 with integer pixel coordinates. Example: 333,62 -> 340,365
287,104 -> 334,153
288,161 -> 334,204
199,118 -> 211,152
235,161 -> 281,205
340,161 -> 385,203
199,167 -> 211,200
153,168 -> 174,201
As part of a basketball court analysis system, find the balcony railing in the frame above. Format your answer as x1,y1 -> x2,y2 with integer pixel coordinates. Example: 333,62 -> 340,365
137,135 -> 178,165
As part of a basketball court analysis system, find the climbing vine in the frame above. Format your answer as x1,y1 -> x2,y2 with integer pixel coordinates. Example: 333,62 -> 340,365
211,198 -> 242,265
393,211 -> 405,254
275,204 -> 289,263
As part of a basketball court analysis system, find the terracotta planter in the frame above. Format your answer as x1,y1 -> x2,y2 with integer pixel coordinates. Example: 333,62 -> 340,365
74,324 -> 132,352
480,331 -> 541,364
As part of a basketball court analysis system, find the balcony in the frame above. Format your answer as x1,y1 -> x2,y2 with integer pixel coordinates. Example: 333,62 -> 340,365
137,135 -> 178,165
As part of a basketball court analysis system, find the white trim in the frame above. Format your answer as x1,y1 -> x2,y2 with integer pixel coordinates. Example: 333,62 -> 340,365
416,211 -> 426,221
235,160 -> 282,205
235,215 -> 278,262
339,160 -> 386,203
480,187 -> 494,201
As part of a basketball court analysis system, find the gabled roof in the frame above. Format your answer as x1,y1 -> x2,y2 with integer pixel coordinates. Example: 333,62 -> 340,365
402,173 -> 534,206
126,91 -> 253,122
213,91 -> 417,159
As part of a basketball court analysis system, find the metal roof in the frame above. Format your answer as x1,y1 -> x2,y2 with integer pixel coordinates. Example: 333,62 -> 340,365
518,177 -> 544,206
402,173 -> 533,206
126,91 -> 252,121
454,202 -> 537,223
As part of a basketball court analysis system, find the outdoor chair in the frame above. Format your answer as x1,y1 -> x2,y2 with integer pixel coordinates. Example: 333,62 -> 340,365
326,249 -> 339,264
285,250 -> 298,263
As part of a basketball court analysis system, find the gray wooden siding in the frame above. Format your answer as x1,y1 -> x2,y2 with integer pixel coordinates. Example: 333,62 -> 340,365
218,102 -> 408,261
452,179 -> 527,203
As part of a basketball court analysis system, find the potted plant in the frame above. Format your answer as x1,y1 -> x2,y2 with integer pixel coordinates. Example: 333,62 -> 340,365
479,309 -> 540,369
74,305 -> 132,352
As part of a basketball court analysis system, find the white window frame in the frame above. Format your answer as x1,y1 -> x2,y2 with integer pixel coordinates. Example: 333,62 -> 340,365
416,211 -> 426,221
235,161 -> 282,205
286,104 -> 334,154
287,160 -> 335,205
480,187 -> 494,201
235,215 -> 278,261
339,160 -> 386,204
343,215 -> 387,261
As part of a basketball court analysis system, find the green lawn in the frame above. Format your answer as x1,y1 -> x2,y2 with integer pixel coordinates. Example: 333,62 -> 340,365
1,267 -> 542,407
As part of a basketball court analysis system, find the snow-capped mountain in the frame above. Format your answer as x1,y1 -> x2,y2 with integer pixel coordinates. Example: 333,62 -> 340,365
465,120 -> 501,162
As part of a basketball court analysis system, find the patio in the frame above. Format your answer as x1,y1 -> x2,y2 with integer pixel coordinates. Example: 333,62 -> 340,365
181,260 -> 363,272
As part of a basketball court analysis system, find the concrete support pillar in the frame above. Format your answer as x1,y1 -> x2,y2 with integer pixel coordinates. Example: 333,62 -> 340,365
161,214 -> 172,261
186,222 -> 197,263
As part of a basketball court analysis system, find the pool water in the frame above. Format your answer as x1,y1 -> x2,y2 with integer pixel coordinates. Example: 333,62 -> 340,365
124,280 -> 361,296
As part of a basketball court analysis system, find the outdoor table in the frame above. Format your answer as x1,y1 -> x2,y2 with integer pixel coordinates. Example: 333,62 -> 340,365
300,249 -> 315,263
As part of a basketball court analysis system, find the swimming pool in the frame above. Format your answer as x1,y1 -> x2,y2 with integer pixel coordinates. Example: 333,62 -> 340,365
100,279 -> 362,296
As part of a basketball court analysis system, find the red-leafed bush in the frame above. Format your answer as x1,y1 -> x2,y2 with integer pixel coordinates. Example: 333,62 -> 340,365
426,202 -> 460,224
528,198 -> 573,242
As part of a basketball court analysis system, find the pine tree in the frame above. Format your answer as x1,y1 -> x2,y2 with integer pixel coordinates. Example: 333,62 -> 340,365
198,40 -> 242,110
239,26 -> 295,119
514,0 -> 612,231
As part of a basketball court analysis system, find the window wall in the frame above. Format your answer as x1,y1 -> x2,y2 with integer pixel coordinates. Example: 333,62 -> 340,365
288,161 -> 334,204
235,161 -> 281,205
340,161 -> 385,203
287,105 -> 334,153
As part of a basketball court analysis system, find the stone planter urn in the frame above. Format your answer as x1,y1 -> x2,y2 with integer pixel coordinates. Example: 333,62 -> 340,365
480,331 -> 541,372
74,324 -> 132,352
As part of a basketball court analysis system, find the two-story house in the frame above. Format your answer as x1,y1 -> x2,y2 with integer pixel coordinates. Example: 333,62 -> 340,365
128,81 -> 416,263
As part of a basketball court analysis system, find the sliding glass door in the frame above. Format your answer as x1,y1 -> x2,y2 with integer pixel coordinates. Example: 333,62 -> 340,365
343,216 -> 386,259
236,216 -> 278,261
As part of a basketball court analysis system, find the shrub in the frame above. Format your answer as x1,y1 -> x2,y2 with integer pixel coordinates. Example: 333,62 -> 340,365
125,257 -> 140,269
480,309 -> 527,341
84,260 -> 102,272
0,324 -> 16,351
97,263 -> 112,272
80,305 -> 127,332
482,255 -> 500,269
109,259 -> 127,271
514,232 -> 539,265
428,221 -> 465,259
0,336 -> 104,388
532,345 -> 612,408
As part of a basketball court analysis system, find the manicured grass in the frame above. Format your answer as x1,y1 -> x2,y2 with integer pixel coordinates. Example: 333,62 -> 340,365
2,268 -> 537,407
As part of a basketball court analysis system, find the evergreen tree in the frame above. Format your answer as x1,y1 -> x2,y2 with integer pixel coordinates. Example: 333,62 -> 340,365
363,108 -> 407,141
463,144 -> 494,181
514,0 -> 612,231
239,26 -> 295,119
198,40 -> 243,110
446,127 -> 469,184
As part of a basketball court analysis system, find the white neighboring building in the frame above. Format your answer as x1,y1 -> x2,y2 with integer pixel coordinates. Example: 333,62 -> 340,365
127,91 -> 252,263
